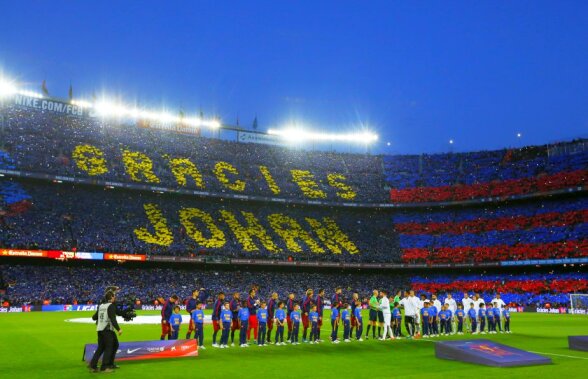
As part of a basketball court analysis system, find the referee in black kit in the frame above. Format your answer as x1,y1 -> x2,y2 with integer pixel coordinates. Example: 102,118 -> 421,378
89,291 -> 123,373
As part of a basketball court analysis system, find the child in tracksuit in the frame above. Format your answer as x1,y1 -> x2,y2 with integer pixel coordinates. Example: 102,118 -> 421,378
493,302 -> 502,333
354,301 -> 364,341
455,304 -> 465,335
478,303 -> 486,334
486,304 -> 494,333
342,303 -> 351,342
309,305 -> 320,344
257,301 -> 268,346
169,306 -> 182,340
192,302 -> 205,348
290,304 -> 301,344
331,305 -> 340,343
468,303 -> 477,334
220,302 -> 232,348
392,302 -> 402,338
503,308 -> 511,333
274,302 -> 286,345
238,301 -> 250,347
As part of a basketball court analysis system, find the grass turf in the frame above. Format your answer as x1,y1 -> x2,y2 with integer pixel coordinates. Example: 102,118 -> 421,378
0,310 -> 587,378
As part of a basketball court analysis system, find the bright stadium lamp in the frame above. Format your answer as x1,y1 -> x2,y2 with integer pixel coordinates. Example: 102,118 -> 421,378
267,128 -> 378,144
0,79 -> 18,98
71,99 -> 93,108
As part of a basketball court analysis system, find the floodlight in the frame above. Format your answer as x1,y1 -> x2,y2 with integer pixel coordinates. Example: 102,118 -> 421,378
267,128 -> 378,144
0,79 -> 17,97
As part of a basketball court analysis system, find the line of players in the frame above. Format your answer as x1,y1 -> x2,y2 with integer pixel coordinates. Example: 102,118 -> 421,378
159,287 -> 513,349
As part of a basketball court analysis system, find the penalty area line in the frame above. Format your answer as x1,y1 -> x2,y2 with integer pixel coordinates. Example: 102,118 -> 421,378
529,351 -> 588,360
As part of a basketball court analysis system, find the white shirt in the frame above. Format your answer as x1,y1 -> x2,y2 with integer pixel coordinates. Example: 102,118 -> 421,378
402,296 -> 420,316
462,297 -> 474,310
380,296 -> 391,315
473,298 -> 484,312
445,298 -> 457,313
491,298 -> 506,309
433,299 -> 442,312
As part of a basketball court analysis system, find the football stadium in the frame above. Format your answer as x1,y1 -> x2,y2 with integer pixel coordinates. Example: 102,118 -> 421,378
1,2 -> 588,379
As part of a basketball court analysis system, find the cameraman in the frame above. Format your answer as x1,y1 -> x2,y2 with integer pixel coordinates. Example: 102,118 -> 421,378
89,291 -> 123,373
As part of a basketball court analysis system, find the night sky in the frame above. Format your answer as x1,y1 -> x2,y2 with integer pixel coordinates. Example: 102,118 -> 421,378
1,0 -> 587,154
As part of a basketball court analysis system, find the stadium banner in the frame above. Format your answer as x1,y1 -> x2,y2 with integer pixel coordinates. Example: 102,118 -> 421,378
12,94 -> 88,116
42,304 -> 99,312
104,253 -> 146,261
535,307 -> 570,314
0,306 -> 32,313
140,305 -> 187,311
237,131 -> 284,146
83,339 -> 198,363
0,248 -> 104,260
501,257 -> 588,266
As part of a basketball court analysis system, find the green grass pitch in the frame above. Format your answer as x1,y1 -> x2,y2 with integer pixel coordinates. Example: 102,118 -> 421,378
1,310 -> 587,378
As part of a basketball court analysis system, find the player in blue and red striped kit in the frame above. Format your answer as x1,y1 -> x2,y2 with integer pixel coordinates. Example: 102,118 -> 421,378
211,292 -> 225,347
315,289 -> 325,341
331,287 -> 343,310
301,289 -> 313,342
246,288 -> 259,343
229,292 -> 241,346
286,293 -> 295,341
349,292 -> 359,338
160,295 -> 178,340
266,292 -> 278,344
185,289 -> 199,339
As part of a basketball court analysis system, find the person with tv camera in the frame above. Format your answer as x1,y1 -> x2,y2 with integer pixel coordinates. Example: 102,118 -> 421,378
89,291 -> 123,373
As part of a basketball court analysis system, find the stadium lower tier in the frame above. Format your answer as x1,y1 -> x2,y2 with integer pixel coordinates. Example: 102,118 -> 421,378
0,178 -> 399,262
1,264 -> 585,308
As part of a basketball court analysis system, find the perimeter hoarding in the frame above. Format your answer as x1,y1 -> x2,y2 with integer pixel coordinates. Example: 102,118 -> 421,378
83,340 -> 198,363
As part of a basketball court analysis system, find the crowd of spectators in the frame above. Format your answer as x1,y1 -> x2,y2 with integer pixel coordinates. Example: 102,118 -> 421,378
1,106 -> 586,205
394,197 -> 587,264
411,272 -> 587,307
0,178 -> 400,263
386,140 -> 587,203
1,264 -> 584,308
0,107 -> 386,203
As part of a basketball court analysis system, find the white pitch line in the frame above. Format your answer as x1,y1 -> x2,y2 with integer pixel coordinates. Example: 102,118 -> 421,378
529,351 -> 588,360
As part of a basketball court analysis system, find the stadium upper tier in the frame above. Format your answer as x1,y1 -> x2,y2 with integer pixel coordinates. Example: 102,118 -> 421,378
0,104 -> 586,205
0,178 -> 585,263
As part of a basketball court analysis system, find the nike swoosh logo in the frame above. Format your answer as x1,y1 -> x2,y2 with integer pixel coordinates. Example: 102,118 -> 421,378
127,348 -> 141,354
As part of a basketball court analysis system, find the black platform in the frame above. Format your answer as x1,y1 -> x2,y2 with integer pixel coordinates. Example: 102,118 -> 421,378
435,339 -> 552,367
568,336 -> 588,352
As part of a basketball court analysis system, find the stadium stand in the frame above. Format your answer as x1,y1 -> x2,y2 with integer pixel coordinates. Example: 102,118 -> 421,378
394,198 -> 587,264
0,264 -> 582,308
0,104 -> 585,205
0,178 -> 399,262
